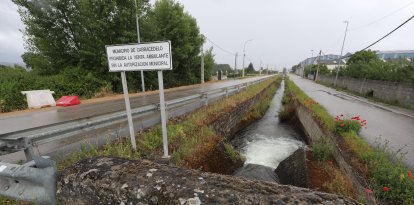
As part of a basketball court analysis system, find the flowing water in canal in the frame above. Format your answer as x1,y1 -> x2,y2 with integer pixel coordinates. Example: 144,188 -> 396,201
232,80 -> 305,180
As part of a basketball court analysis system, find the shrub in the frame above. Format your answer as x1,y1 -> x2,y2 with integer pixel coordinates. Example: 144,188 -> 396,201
0,66 -> 109,112
312,137 -> 334,162
334,114 -> 366,133
224,143 -> 238,161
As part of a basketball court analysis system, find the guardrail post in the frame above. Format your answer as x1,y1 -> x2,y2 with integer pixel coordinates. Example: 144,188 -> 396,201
225,88 -> 229,98
202,93 -> 208,106
244,83 -> 248,91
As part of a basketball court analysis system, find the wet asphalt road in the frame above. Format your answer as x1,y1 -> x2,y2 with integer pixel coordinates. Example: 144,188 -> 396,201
0,76 -> 270,135
289,74 -> 414,168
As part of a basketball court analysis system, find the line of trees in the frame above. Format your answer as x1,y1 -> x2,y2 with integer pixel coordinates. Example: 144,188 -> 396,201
339,50 -> 414,83
1,0 -> 215,112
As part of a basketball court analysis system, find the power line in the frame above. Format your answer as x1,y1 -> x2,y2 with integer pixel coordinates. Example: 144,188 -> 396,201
349,0 -> 414,31
361,15 -> 414,51
205,37 -> 235,55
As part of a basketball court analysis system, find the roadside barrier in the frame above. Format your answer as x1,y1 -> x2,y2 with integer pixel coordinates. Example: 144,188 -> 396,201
21,90 -> 56,109
0,156 -> 57,205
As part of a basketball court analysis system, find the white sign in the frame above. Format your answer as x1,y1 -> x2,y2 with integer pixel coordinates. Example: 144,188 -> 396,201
106,41 -> 172,72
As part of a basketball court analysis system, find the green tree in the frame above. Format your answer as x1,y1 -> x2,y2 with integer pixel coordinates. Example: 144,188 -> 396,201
14,0 -> 208,91
142,0 -> 204,87
245,62 -> 256,74
316,64 -> 330,75
291,64 -> 300,73
213,64 -> 232,74
203,47 -> 215,81
13,0 -> 151,92
13,0 -> 149,75
347,50 -> 379,65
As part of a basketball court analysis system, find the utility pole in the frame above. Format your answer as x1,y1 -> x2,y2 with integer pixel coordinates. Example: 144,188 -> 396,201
334,21 -> 349,87
234,52 -> 238,79
310,50 -> 314,79
201,47 -> 204,83
242,39 -> 253,77
315,50 -> 322,81
259,59 -> 262,76
135,0 -> 145,92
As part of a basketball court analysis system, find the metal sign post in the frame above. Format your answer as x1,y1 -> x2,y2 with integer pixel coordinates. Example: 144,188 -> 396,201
106,41 -> 172,155
120,71 -> 137,150
157,71 -> 169,157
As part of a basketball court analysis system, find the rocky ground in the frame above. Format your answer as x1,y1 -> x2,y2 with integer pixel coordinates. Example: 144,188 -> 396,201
58,156 -> 358,205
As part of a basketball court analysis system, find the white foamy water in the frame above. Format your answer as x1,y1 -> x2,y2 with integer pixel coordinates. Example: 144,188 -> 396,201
241,134 -> 303,169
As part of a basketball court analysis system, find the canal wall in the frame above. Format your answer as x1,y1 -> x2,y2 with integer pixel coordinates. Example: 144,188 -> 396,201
294,102 -> 376,204
211,80 -> 278,141
318,75 -> 414,108
188,78 -> 280,174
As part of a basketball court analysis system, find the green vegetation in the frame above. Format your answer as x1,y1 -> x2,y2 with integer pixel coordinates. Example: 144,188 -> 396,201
242,77 -> 282,123
293,50 -> 414,83
341,50 -> 414,83
342,131 -> 414,204
224,143 -> 239,161
312,137 -> 334,162
0,65 -> 109,112
2,0 -> 216,113
212,63 -> 233,74
284,77 -> 414,204
322,163 -> 355,198
334,115 -> 366,133
245,62 -> 256,74
0,196 -> 29,205
303,64 -> 330,77
284,79 -> 335,132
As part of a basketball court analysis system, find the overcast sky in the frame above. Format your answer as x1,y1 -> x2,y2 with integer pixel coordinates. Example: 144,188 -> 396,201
1,0 -> 413,70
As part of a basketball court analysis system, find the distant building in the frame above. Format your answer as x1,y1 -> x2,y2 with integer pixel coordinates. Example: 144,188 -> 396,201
376,50 -> 414,61
295,50 -> 414,76
317,59 -> 347,70
295,53 -> 348,76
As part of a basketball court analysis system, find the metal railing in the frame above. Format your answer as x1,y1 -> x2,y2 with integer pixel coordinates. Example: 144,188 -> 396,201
0,76 -> 273,156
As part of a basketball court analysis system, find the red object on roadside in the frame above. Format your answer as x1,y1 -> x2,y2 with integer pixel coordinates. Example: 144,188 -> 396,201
56,96 -> 80,106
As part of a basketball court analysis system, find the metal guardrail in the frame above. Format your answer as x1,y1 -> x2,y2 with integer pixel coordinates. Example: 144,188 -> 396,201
0,76 -> 272,156
0,156 -> 57,205
0,75 -> 273,205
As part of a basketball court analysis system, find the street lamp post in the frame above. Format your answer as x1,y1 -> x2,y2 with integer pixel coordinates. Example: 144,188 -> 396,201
242,39 -> 253,77
309,50 -> 314,79
234,52 -> 238,79
334,21 -> 349,86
